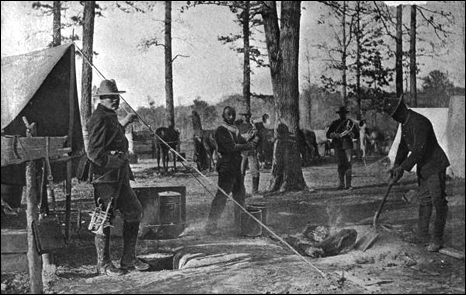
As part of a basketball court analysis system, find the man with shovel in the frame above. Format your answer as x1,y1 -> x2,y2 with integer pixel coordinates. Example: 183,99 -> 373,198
383,94 -> 450,252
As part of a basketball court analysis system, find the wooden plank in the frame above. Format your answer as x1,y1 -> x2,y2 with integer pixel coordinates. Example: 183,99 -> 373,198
1,136 -> 70,166
1,229 -> 28,253
1,253 -> 28,273
439,247 -> 465,260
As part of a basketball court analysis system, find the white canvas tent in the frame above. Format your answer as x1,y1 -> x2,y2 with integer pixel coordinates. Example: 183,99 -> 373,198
388,96 -> 465,178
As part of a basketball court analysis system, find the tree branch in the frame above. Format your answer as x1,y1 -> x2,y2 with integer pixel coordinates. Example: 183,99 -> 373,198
172,54 -> 189,62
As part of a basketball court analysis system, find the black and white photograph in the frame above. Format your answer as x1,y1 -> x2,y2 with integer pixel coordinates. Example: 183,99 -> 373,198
1,1 -> 465,294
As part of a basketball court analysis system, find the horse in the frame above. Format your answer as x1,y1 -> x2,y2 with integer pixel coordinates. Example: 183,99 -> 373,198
191,110 -> 217,172
193,130 -> 217,172
313,128 -> 332,156
298,128 -> 320,166
155,126 -> 180,172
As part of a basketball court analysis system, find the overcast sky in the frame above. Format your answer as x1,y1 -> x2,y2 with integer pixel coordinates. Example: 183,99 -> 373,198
1,1 -> 463,110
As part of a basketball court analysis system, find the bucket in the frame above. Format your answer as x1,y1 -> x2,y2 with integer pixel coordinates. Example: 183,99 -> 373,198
248,203 -> 267,225
240,208 -> 262,237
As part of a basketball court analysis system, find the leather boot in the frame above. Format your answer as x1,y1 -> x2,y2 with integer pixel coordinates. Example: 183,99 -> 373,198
252,177 -> 260,195
415,204 -> 432,245
427,204 -> 448,252
345,169 -> 353,190
95,227 -> 125,276
120,221 -> 150,271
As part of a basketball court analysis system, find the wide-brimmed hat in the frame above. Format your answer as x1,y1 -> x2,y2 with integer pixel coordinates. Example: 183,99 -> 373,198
382,93 -> 405,116
336,106 -> 349,114
94,79 -> 126,97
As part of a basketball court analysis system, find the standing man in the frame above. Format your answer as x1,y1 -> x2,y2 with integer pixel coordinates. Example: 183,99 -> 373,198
205,106 -> 258,234
326,106 -> 359,190
238,111 -> 262,196
86,79 -> 149,275
383,94 -> 450,252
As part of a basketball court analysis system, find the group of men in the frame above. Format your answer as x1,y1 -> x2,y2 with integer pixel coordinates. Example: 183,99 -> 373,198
82,79 -> 450,277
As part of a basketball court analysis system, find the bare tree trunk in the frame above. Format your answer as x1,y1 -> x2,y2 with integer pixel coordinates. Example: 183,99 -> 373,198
165,1 -> 175,128
396,4 -> 403,97
342,1 -> 347,106
52,1 -> 61,47
243,1 -> 251,113
262,1 -> 306,192
356,1 -> 361,120
81,1 -> 95,151
410,5 -> 417,107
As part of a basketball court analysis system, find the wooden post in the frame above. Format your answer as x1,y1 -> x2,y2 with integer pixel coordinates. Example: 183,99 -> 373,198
23,116 -> 44,294
65,160 -> 72,240
65,44 -> 77,241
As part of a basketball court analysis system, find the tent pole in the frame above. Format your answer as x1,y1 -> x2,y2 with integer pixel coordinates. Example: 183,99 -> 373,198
65,45 -> 77,241
23,117 -> 44,294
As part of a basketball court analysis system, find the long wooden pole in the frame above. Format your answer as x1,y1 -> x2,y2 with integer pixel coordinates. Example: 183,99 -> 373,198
23,117 -> 44,294
65,45 -> 77,241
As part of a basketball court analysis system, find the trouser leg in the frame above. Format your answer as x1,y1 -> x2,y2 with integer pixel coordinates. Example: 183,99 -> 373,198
336,149 -> 348,189
232,173 -> 246,230
249,154 -> 260,194
419,170 -> 448,251
206,172 -> 235,231
416,204 -> 433,244
344,149 -> 353,189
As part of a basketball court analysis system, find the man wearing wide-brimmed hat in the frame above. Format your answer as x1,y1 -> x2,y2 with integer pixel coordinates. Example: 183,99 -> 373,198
383,93 -> 450,252
326,106 -> 359,190
86,79 -> 149,275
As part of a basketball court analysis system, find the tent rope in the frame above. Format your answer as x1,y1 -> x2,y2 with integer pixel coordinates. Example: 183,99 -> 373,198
74,43 -> 328,279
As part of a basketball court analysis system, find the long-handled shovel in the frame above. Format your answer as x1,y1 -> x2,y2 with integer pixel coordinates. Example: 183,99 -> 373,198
373,183 -> 394,228
358,183 -> 394,252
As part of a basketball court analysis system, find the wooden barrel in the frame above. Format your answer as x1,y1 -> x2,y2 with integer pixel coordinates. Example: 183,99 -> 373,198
133,186 -> 186,240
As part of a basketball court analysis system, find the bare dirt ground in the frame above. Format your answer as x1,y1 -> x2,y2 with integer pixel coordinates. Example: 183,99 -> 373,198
1,155 -> 465,294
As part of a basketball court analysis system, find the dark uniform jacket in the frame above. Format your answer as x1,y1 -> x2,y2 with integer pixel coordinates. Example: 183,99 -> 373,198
326,118 -> 358,150
394,110 -> 450,179
81,104 -> 133,183
215,125 -> 247,174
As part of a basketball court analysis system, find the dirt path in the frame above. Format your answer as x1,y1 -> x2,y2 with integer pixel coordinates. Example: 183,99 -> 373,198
2,157 -> 465,294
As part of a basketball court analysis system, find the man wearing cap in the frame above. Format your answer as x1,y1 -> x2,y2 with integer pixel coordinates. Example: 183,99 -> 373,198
383,94 -> 450,252
326,106 -> 359,190
86,79 -> 149,275
205,106 -> 259,234
237,110 -> 262,196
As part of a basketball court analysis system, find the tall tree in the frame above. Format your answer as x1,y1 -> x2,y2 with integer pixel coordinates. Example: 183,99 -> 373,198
316,1 -> 355,107
165,1 -> 175,128
81,1 -> 96,151
341,1 -> 348,106
395,4 -> 403,97
355,0 -> 361,119
52,1 -> 61,46
242,1 -> 251,113
410,4 -> 417,106
261,1 -> 306,192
